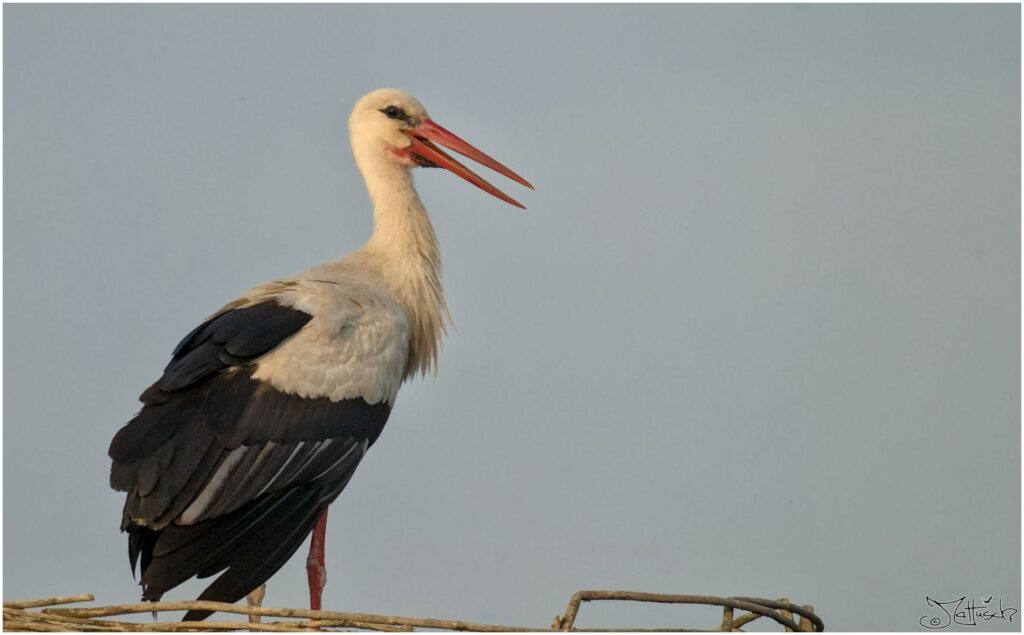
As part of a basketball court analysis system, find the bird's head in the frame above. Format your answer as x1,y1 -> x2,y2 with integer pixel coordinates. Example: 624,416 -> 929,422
349,88 -> 533,208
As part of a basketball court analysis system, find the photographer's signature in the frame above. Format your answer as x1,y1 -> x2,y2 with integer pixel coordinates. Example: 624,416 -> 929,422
920,596 -> 1017,629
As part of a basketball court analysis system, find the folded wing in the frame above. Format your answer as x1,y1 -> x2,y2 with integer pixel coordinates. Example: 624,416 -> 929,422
108,298 -> 391,613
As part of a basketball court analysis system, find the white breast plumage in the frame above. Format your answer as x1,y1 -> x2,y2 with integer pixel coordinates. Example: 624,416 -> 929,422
242,275 -> 411,406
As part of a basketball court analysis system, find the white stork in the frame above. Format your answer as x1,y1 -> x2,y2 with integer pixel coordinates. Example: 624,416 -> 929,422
108,88 -> 532,621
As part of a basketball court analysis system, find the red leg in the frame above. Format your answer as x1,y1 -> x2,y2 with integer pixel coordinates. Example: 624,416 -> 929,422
246,584 -> 266,624
306,508 -> 329,611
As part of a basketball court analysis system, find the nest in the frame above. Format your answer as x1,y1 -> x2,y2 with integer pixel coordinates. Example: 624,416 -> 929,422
4,590 -> 824,632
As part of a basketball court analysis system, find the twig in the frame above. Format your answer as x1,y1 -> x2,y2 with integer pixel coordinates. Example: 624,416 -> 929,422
730,611 -> 760,629
799,606 -> 815,632
779,597 -> 793,632
4,594 -> 96,609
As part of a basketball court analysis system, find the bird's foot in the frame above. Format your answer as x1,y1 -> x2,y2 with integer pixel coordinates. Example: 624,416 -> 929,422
246,584 -> 266,624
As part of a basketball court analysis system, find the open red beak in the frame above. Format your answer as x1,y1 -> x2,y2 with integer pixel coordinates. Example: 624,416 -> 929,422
403,119 -> 533,209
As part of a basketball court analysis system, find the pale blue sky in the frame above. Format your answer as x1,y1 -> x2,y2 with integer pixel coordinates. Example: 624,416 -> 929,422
4,4 -> 1020,631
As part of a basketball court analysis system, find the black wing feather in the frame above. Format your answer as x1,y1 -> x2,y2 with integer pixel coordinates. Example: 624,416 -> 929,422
108,300 -> 392,618
151,302 -> 313,394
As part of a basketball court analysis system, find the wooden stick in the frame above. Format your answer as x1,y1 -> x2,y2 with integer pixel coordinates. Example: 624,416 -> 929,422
556,591 -> 811,632
720,606 -> 734,632
799,605 -> 815,632
4,594 -> 96,609
311,618 -> 413,631
780,596 -> 794,632
730,611 -> 761,629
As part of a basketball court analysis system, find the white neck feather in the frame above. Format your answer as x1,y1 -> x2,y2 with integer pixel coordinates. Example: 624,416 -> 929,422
356,153 -> 449,379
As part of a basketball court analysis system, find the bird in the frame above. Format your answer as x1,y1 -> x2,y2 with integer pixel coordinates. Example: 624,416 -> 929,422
107,88 -> 532,621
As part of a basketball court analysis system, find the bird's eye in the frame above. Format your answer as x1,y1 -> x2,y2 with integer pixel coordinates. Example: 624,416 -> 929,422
381,105 -> 406,120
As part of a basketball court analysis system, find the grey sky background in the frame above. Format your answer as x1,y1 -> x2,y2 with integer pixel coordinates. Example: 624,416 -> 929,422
4,4 -> 1020,631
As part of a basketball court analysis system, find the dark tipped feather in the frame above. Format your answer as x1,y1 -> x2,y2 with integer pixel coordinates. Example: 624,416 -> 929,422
128,524 -> 159,578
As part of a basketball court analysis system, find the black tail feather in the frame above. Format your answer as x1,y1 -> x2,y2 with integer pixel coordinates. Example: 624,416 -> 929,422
132,484 -> 336,622
182,495 -> 327,621
128,525 -> 159,579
